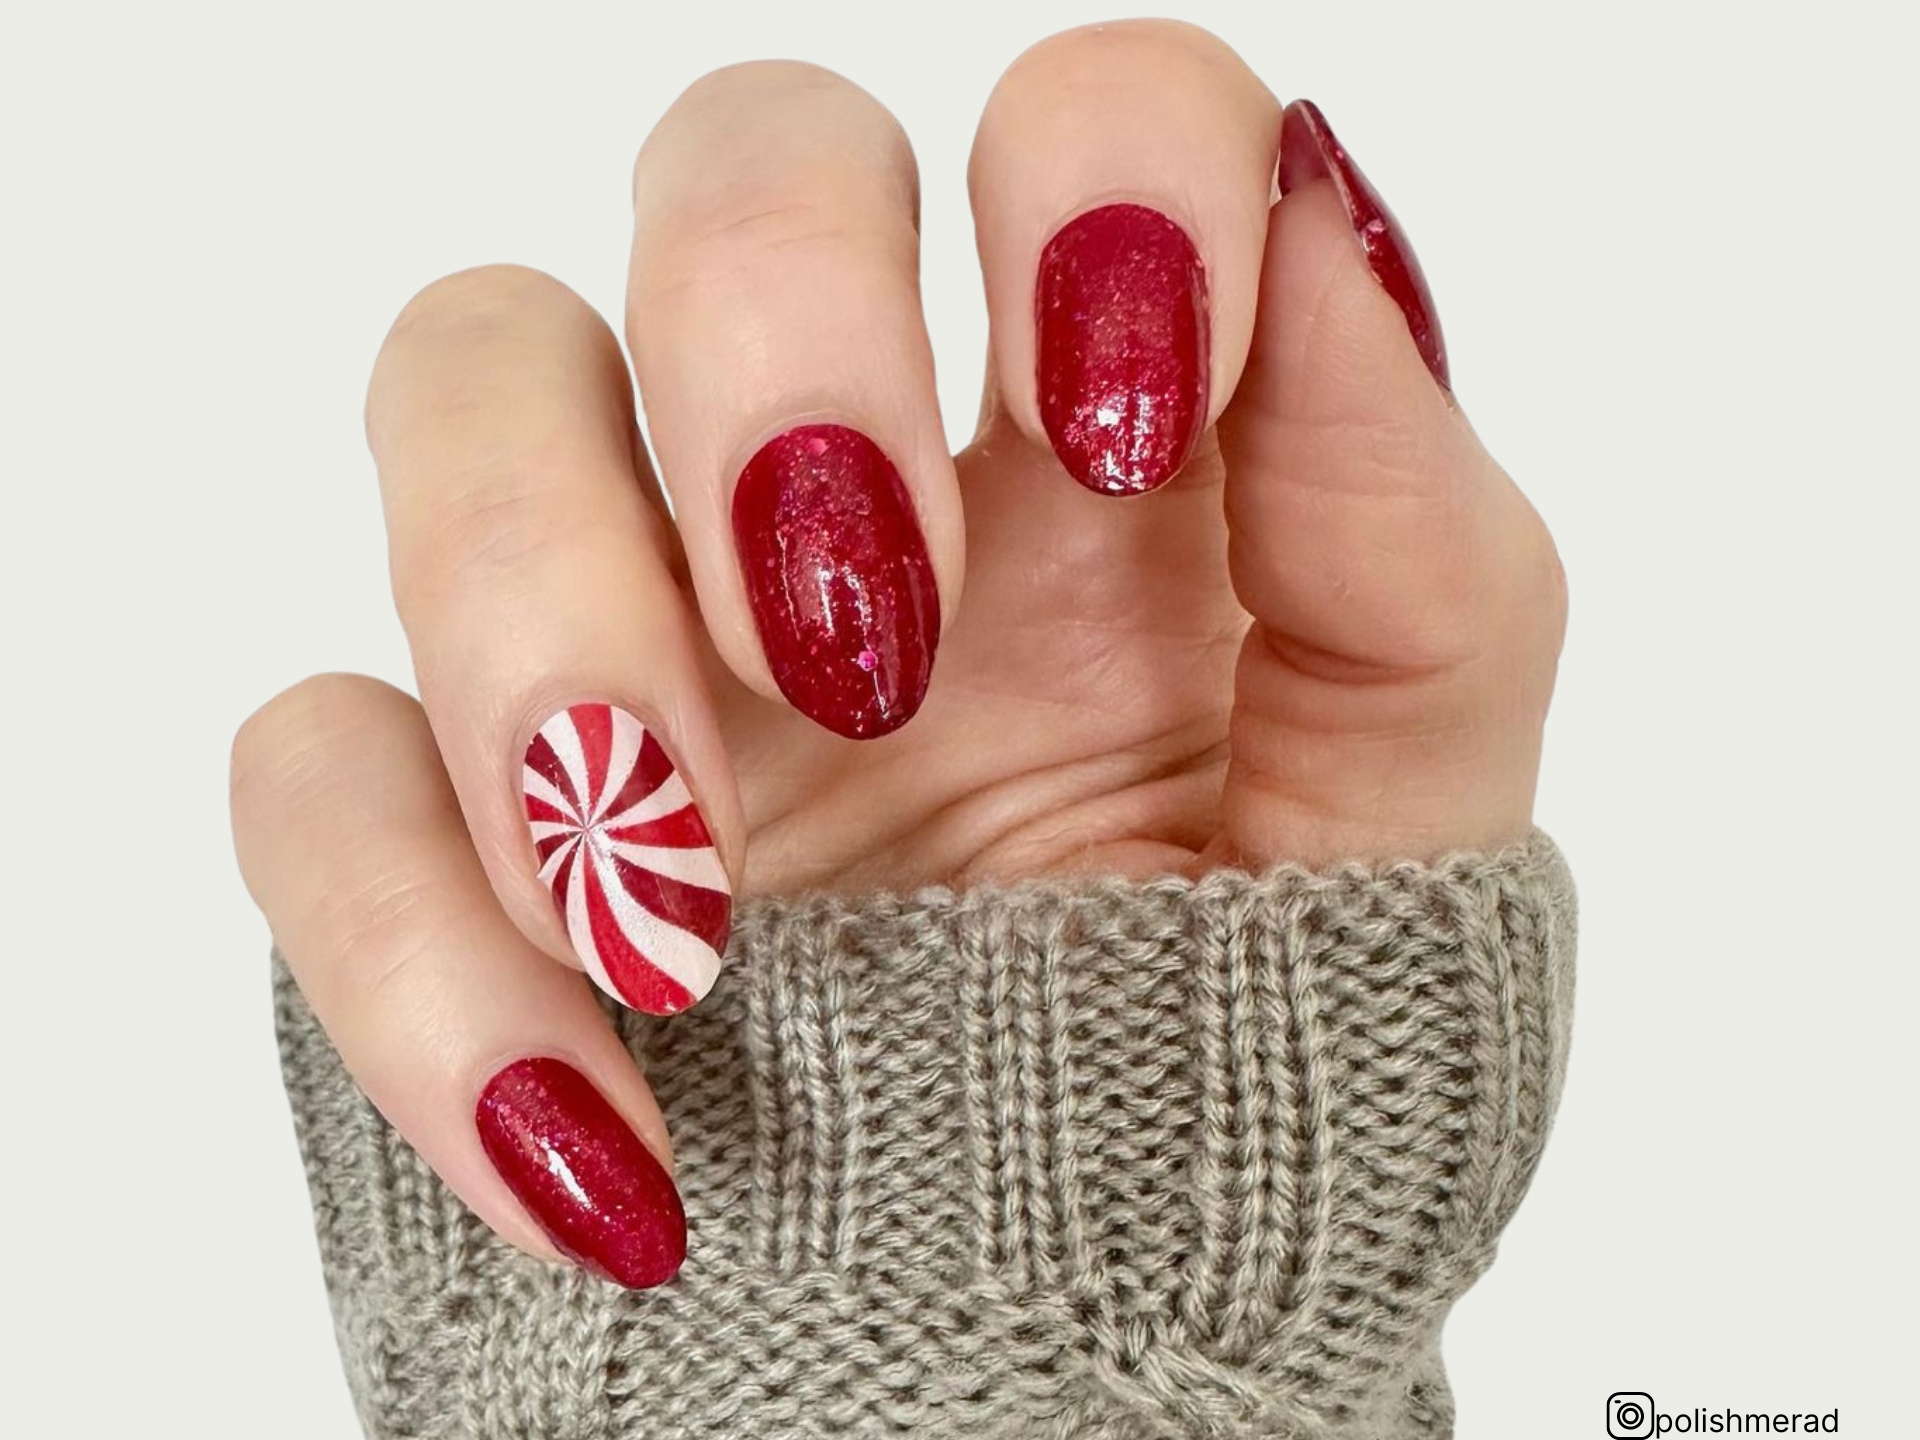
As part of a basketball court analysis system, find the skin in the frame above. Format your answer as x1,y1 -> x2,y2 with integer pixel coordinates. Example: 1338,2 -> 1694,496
230,21 -> 1566,1274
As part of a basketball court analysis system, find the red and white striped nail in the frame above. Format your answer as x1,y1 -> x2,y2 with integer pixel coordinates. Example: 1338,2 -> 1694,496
522,703 -> 731,1016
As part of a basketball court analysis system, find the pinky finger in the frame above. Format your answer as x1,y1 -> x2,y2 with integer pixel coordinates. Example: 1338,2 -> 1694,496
230,674 -> 686,1290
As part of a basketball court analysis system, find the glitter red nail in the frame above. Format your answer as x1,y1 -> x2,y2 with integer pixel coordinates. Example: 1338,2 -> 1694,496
732,423 -> 939,739
1278,99 -> 1450,390
1035,202 -> 1209,496
476,1057 -> 687,1290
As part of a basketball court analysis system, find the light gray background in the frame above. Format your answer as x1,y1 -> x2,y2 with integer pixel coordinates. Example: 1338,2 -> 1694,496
4,0 -> 1913,1433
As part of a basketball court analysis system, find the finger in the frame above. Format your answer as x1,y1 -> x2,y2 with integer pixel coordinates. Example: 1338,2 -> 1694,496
231,676 -> 687,1289
368,265 -> 738,1017
626,62 -> 958,740
1217,100 -> 1567,866
970,20 -> 1281,495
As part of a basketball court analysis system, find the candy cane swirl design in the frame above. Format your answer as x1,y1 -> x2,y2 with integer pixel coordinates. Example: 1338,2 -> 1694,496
523,704 -> 731,1016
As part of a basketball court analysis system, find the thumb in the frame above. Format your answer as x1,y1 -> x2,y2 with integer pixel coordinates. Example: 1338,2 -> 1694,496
1217,99 -> 1566,867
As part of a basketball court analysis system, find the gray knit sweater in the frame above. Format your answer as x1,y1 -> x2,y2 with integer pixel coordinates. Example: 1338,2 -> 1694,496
275,833 -> 1575,1438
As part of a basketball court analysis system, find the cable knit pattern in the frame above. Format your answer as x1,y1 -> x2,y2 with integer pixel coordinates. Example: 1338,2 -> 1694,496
274,833 -> 1576,1439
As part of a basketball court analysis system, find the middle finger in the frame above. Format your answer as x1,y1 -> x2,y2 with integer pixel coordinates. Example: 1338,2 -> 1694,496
626,61 -> 962,742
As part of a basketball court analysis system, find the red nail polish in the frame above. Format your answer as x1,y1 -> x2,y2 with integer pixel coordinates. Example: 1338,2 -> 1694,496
476,1057 -> 687,1290
732,423 -> 939,739
1035,202 -> 1209,496
1278,99 -> 1450,390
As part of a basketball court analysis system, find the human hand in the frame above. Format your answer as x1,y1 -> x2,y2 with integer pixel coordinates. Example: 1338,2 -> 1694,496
232,21 -> 1564,1290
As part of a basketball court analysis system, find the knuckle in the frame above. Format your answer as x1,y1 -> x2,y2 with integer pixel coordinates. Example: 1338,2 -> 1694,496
230,676 -> 451,1013
1512,506 -> 1570,655
385,264 -> 578,348
665,58 -> 868,120
646,59 -> 906,165
633,191 -> 900,312
687,198 -> 866,261
638,59 -> 911,188
1431,498 -> 1570,672
316,867 -> 442,1003
368,265 -> 598,445
388,476 -> 588,620
657,213 -> 863,310
230,674 -> 406,818
632,64 -> 916,279
1003,18 -> 1259,95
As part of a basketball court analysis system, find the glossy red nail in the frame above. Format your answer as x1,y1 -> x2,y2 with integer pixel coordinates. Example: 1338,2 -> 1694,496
1279,99 -> 1450,390
476,1057 -> 687,1290
1035,202 -> 1209,496
732,423 -> 939,740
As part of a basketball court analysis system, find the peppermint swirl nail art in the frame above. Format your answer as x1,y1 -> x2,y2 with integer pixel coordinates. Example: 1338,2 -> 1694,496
523,703 -> 731,1015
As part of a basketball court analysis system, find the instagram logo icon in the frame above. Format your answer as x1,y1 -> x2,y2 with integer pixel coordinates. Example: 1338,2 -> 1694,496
1607,1392 -> 1655,1437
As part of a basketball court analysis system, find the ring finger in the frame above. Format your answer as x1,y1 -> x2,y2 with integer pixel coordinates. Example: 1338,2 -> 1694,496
368,266 -> 739,1016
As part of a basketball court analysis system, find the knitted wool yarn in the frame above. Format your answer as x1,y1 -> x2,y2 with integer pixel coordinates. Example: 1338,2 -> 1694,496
275,833 -> 1576,1438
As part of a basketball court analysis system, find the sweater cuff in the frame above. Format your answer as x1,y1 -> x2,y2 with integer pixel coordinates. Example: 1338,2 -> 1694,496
276,833 -> 1575,1439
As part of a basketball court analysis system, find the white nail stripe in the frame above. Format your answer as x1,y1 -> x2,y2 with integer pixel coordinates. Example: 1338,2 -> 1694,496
594,706 -> 645,823
599,772 -> 694,832
523,766 -> 578,821
563,837 -> 620,1000
605,840 -> 731,893
528,820 -> 577,842
588,841 -> 721,998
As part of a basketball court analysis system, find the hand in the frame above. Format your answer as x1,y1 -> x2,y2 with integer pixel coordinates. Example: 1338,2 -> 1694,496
231,21 -> 1564,1289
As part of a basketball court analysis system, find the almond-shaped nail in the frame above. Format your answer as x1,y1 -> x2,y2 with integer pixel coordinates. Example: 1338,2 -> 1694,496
477,1057 -> 687,1289
1035,202 -> 1210,496
524,703 -> 730,1016
732,423 -> 939,739
1278,99 -> 1450,389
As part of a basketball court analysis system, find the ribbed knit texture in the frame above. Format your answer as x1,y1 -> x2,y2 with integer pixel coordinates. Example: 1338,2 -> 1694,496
275,833 -> 1576,1439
